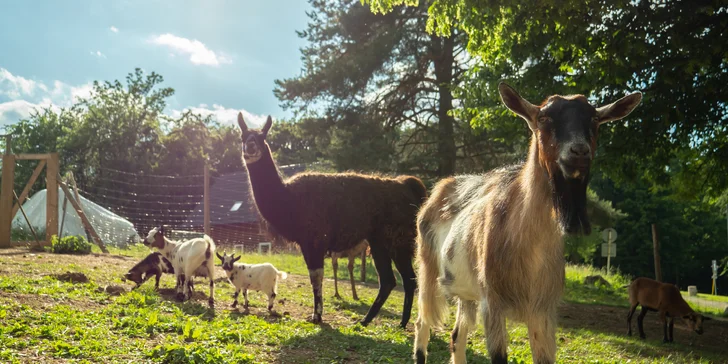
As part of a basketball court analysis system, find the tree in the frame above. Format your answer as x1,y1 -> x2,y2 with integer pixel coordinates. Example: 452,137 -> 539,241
275,0 -> 489,177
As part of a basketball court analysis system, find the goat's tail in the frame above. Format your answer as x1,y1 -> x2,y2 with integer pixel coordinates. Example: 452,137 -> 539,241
203,234 -> 216,251
277,271 -> 288,280
416,215 -> 448,329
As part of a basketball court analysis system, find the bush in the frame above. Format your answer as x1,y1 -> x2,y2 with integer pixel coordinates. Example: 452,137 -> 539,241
51,235 -> 92,255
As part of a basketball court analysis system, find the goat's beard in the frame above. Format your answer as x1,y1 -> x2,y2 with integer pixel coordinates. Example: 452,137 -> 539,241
551,170 -> 591,235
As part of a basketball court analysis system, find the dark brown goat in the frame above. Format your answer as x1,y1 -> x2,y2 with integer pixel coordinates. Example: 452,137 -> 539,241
237,113 -> 426,328
413,82 -> 642,364
123,252 -> 175,290
626,277 -> 711,343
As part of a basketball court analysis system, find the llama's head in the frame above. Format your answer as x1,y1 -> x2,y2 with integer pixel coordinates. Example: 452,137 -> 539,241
142,226 -> 166,249
237,113 -> 272,164
216,251 -> 241,271
683,312 -> 711,335
498,82 -> 642,234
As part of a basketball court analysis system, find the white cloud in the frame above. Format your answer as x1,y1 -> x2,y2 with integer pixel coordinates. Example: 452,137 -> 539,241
0,68 -> 40,99
90,50 -> 106,59
110,26 -> 119,33
149,33 -> 232,66
0,68 -> 93,127
170,104 -> 266,127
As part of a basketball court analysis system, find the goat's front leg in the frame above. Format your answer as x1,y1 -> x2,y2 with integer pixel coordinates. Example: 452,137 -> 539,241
660,311 -> 669,343
668,317 -> 674,343
175,274 -> 185,301
526,310 -> 557,364
231,288 -> 240,308
243,288 -> 249,309
348,255 -> 358,300
154,272 -> 162,290
267,290 -> 277,311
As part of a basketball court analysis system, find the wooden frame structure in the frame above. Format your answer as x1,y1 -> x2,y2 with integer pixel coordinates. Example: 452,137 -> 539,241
0,136 -> 59,248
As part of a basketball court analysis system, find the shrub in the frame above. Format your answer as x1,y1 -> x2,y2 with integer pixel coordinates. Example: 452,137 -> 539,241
51,235 -> 92,255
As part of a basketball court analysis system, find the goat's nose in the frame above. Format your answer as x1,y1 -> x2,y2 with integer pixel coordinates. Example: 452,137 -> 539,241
569,143 -> 590,157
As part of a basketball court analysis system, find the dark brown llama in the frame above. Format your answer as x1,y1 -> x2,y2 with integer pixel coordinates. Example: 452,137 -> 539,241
626,277 -> 711,343
237,113 -> 427,328
413,82 -> 642,364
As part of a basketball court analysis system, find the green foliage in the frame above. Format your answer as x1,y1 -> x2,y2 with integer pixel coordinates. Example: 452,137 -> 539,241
50,235 -> 92,255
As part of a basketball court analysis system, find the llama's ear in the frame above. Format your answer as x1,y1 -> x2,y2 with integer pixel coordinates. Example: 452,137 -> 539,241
262,115 -> 273,137
498,82 -> 539,130
237,112 -> 248,133
596,91 -> 642,124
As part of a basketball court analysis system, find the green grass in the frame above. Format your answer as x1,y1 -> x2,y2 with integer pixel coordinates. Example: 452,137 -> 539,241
0,247 -> 725,363
684,292 -> 728,304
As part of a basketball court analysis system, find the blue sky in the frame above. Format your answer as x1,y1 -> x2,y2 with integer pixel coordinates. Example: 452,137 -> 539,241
0,0 -> 312,129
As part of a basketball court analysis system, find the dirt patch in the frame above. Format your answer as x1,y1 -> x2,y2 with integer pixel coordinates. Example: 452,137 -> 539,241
51,271 -> 89,283
0,291 -> 107,311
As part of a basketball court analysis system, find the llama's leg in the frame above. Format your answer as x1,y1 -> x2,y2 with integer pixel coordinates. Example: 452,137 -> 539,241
413,315 -> 431,364
332,256 -> 341,299
483,302 -> 509,364
303,248 -> 326,323
392,249 -> 417,329
526,310 -> 557,364
347,255 -> 358,300
637,306 -> 648,339
359,245 -> 396,326
450,299 -> 477,364
626,303 -> 638,336
231,287 -> 240,308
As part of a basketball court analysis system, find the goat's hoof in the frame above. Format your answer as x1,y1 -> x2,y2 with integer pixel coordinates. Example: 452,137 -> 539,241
231,303 -> 237,309
175,293 -> 185,301
358,319 -> 370,327
352,296 -> 359,301
398,322 -> 407,329
268,305 -> 273,311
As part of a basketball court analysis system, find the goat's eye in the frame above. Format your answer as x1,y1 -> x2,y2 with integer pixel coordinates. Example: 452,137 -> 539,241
537,116 -> 552,127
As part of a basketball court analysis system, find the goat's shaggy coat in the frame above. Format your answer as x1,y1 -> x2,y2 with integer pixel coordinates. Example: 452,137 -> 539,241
330,240 -> 368,300
217,252 -> 288,311
123,252 -> 175,290
238,114 -> 427,327
626,277 -> 711,343
143,227 -> 217,308
413,82 -> 642,364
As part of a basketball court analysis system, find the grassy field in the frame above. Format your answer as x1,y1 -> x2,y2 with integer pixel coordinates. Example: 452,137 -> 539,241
1,245 -> 727,363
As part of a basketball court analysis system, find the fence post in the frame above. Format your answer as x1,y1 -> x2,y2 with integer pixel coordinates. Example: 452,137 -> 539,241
204,163 -> 211,236
45,153 -> 59,244
652,223 -> 662,282
0,153 -> 16,248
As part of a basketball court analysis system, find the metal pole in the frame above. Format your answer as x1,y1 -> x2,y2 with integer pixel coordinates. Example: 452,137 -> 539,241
607,230 -> 612,274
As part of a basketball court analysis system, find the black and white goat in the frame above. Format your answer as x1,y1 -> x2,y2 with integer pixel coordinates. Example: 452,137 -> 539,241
143,226 -> 217,308
216,252 -> 287,311
123,252 -> 175,290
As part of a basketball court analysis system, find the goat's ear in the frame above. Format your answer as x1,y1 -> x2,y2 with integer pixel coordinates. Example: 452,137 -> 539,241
498,82 -> 539,131
233,255 -> 241,263
262,115 -> 273,137
596,91 -> 642,124
237,112 -> 248,133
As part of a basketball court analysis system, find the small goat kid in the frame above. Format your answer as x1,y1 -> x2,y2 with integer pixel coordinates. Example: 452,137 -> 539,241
143,226 -> 217,308
413,82 -> 642,364
123,252 -> 175,290
626,277 -> 711,343
216,252 -> 288,311
331,240 -> 369,300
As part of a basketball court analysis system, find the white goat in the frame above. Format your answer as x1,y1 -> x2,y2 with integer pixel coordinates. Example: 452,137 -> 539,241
143,226 -> 216,308
216,251 -> 287,311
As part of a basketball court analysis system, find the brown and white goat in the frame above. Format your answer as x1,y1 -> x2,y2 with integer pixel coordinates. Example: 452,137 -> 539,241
626,277 -> 711,343
413,82 -> 642,364
330,240 -> 369,300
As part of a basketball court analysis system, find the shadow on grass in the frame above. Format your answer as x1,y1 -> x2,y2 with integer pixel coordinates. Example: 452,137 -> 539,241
156,287 -> 216,320
330,297 -> 400,321
276,323 -> 488,363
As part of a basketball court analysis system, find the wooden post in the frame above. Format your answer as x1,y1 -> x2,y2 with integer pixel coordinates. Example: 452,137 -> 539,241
360,249 -> 367,282
0,154 -> 16,248
57,176 -> 108,253
204,163 -> 211,236
46,153 -> 59,243
652,223 -> 662,282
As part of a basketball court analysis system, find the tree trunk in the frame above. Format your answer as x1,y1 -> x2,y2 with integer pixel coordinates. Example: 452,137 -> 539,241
431,34 -> 456,177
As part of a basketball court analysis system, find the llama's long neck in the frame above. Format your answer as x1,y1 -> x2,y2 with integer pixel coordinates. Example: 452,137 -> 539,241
244,146 -> 292,226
